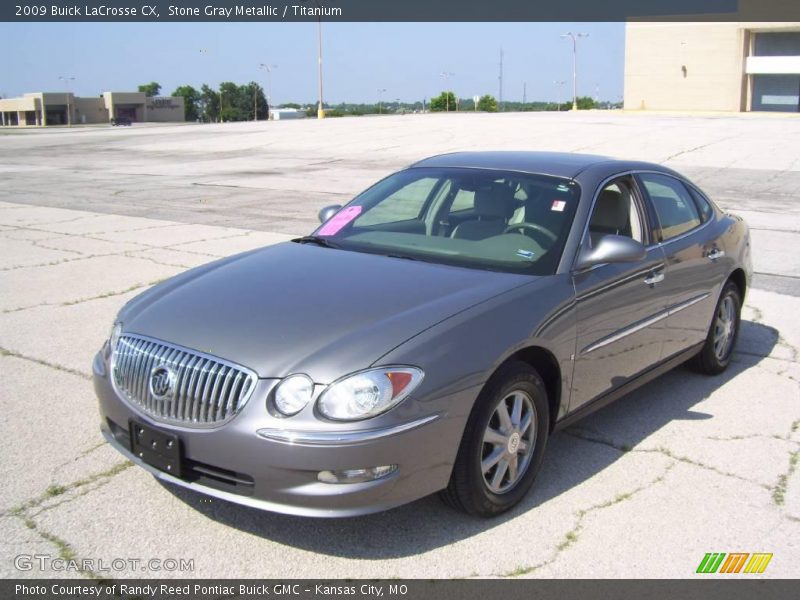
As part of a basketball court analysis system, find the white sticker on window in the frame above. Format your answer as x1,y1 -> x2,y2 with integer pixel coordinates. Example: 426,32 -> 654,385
551,200 -> 566,212
516,249 -> 536,260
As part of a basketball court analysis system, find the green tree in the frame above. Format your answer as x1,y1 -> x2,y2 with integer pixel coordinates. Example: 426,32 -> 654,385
243,81 -> 269,120
430,91 -> 456,112
575,96 -> 597,110
137,82 -> 161,97
219,81 -> 241,121
172,85 -> 200,121
477,94 -> 498,112
200,84 -> 220,122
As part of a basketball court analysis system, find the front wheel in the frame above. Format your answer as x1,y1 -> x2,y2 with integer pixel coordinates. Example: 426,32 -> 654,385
690,280 -> 742,375
440,361 -> 550,517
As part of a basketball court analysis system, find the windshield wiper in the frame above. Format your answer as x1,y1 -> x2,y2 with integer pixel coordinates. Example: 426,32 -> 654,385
292,235 -> 341,249
386,253 -> 422,262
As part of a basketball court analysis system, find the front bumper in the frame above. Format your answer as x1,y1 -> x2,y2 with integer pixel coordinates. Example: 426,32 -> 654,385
94,351 -> 474,517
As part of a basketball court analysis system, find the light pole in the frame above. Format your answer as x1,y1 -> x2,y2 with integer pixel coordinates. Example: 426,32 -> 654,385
440,72 -> 455,112
377,88 -> 386,114
303,0 -> 325,119
259,63 -> 277,115
554,80 -> 566,111
560,32 -> 588,111
59,76 -> 75,126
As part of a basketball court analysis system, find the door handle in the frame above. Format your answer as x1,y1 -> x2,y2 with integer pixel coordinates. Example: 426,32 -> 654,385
707,248 -> 725,261
644,272 -> 665,286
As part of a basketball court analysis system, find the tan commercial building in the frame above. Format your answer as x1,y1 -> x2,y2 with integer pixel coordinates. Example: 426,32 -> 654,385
0,91 -> 185,127
624,22 -> 800,112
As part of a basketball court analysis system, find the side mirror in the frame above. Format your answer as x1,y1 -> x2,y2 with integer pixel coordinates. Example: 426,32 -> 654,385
318,204 -> 343,224
574,234 -> 646,271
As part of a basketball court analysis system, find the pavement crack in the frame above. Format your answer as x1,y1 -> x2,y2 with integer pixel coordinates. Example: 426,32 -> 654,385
563,428 -> 771,491
501,462 -> 676,577
707,433 -> 796,444
20,517 -> 103,580
48,441 -> 109,482
2,280 -> 160,314
0,346 -> 91,380
6,461 -> 132,519
29,479 -> 113,519
772,449 -> 799,506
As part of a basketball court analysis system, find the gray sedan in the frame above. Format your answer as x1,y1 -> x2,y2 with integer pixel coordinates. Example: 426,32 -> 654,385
93,151 -> 752,517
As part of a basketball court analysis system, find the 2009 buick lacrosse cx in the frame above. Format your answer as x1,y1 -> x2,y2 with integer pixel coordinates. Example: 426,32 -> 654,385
93,151 -> 752,517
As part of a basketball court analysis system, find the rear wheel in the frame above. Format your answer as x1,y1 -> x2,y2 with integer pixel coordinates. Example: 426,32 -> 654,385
690,280 -> 741,375
441,361 -> 550,516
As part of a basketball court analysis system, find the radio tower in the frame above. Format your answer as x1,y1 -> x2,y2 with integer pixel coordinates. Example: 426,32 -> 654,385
498,47 -> 504,112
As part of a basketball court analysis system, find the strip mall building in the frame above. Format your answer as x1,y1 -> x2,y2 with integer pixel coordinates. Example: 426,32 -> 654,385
0,92 -> 185,127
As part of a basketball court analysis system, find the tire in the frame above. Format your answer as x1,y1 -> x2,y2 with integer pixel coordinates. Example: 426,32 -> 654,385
440,361 -> 550,517
689,280 -> 742,375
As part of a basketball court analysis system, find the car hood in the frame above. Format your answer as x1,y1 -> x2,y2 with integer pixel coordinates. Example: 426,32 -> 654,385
121,242 -> 534,381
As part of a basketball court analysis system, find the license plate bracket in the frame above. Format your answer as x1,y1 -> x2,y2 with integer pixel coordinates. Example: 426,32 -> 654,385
129,419 -> 182,478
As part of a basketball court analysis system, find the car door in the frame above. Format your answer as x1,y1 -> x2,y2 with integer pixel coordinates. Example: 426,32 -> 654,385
636,173 -> 727,359
570,176 -> 668,412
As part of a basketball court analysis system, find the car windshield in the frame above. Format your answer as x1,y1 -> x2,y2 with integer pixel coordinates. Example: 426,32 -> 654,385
310,167 -> 580,275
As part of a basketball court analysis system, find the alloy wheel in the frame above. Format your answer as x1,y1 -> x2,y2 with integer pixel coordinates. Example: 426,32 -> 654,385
713,295 -> 736,361
481,390 -> 537,494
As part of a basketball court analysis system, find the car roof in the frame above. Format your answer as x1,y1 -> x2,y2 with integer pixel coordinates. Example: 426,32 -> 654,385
409,151 -> 653,179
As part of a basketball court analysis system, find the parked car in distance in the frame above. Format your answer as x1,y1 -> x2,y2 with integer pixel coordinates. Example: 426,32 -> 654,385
111,116 -> 132,126
93,151 -> 752,517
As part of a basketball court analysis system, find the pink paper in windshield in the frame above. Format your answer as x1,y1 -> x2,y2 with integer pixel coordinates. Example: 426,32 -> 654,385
318,206 -> 362,236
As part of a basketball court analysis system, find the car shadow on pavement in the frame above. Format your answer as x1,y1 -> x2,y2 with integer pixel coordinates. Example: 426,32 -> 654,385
161,318 -> 778,559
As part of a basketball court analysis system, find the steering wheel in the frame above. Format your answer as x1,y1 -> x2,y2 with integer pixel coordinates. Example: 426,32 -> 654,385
503,222 -> 558,245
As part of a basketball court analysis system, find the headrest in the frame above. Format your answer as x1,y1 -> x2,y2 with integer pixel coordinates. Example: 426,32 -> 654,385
592,188 -> 629,231
474,183 -> 514,219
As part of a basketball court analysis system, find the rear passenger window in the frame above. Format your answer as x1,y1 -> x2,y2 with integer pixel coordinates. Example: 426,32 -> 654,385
639,174 -> 702,241
450,188 -> 475,212
689,187 -> 715,223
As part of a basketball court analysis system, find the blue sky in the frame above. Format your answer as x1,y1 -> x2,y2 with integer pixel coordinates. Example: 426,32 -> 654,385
0,22 -> 624,103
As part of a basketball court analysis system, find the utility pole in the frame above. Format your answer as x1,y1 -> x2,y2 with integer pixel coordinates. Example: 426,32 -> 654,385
523,82 -> 527,105
498,47 -> 504,112
377,88 -> 386,114
440,72 -> 455,112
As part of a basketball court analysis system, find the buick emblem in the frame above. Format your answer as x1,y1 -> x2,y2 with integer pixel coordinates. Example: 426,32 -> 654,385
149,365 -> 177,401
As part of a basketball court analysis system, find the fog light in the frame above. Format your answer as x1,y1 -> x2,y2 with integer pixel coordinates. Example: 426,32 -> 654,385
317,465 -> 397,484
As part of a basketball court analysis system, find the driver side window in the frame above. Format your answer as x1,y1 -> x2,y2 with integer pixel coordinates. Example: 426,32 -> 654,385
588,180 -> 644,245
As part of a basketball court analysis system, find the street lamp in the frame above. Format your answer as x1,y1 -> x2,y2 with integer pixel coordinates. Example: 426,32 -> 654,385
259,63 -> 277,114
59,76 -> 75,126
303,0 -> 325,119
440,72 -> 455,112
554,80 -> 566,111
560,32 -> 588,111
377,88 -> 386,114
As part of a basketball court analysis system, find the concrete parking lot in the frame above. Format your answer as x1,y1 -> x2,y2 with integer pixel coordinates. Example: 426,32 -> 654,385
0,112 -> 798,578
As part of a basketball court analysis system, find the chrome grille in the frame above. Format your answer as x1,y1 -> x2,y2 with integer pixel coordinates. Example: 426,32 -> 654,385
111,334 -> 256,427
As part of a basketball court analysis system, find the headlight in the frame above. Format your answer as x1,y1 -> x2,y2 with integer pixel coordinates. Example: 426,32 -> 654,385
274,374 -> 314,416
109,321 -> 123,351
317,367 -> 424,421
